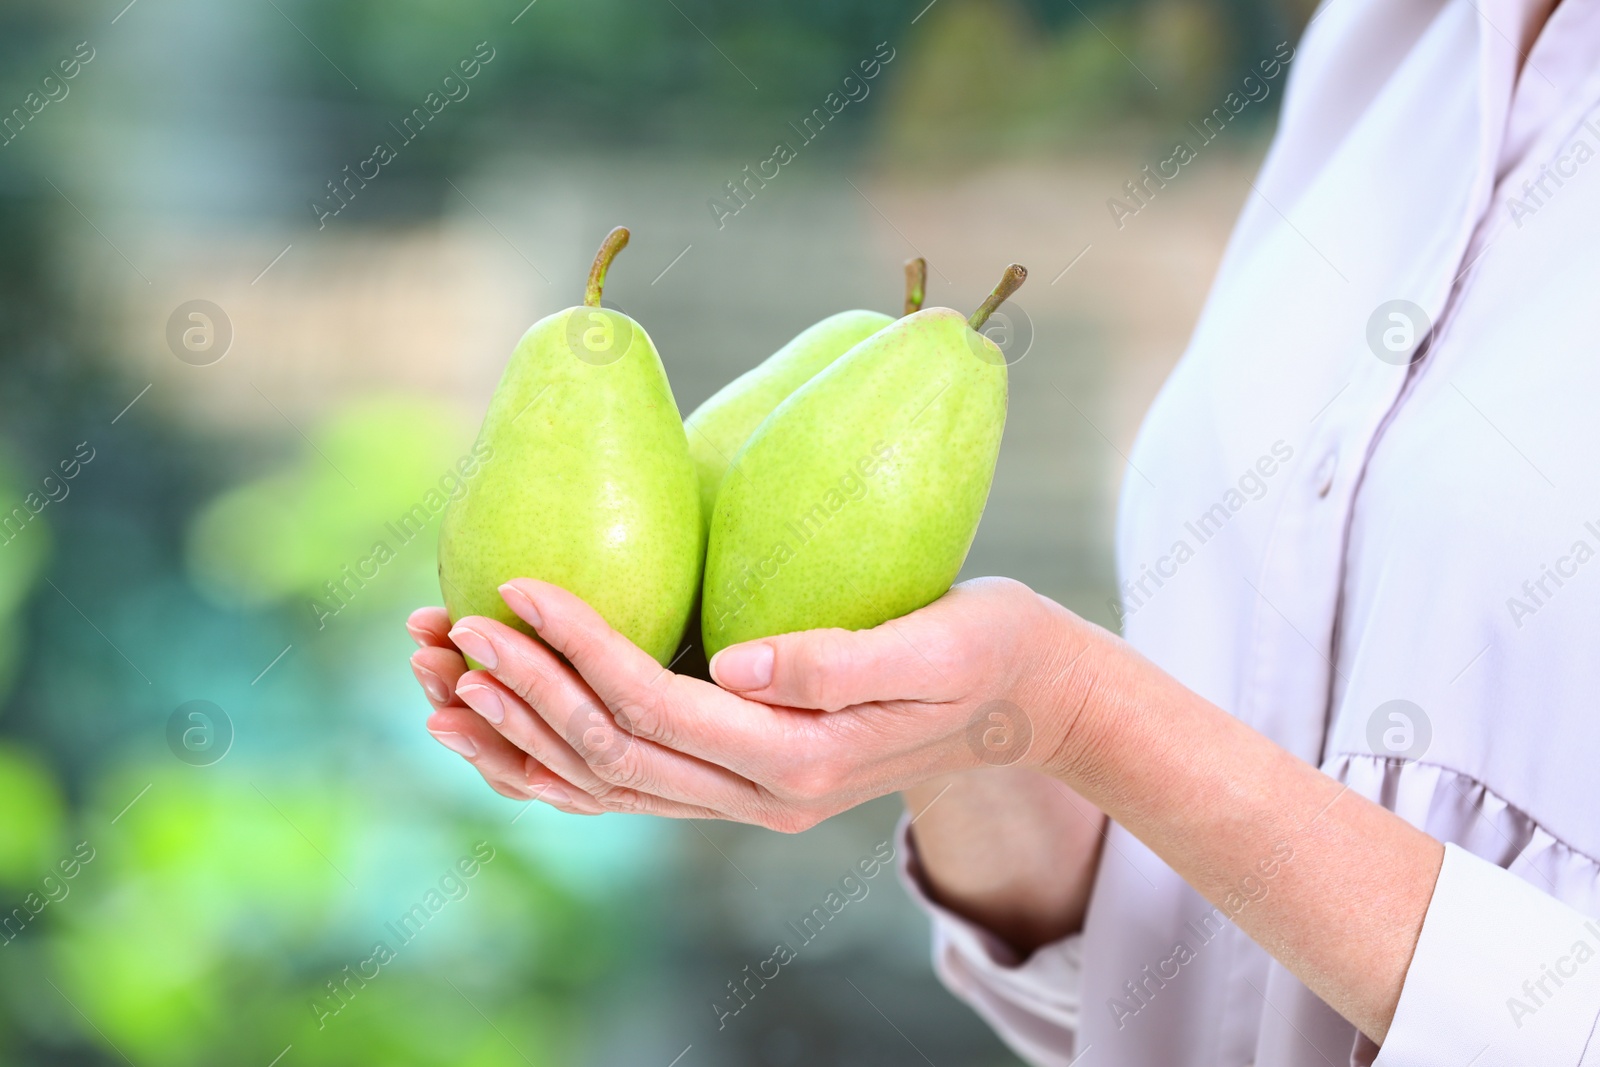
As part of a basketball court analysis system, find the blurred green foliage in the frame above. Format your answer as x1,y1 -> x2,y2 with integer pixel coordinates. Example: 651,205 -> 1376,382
0,458 -> 49,699
885,0 -> 1234,156
186,398 -> 470,613
0,760 -> 657,1066
0,743 -> 63,880
0,0 -> 1309,1061
294,0 -> 1305,145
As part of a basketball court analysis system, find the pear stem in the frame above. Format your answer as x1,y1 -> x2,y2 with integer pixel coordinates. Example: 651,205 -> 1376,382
584,226 -> 630,308
903,257 -> 927,316
968,263 -> 1027,331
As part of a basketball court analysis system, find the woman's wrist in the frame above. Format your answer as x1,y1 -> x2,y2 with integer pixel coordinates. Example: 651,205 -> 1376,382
1011,593 -> 1119,784
904,767 -> 1105,955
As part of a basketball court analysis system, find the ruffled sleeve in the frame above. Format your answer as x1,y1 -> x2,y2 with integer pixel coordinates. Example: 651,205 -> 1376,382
894,813 -> 1087,1067
1322,757 -> 1600,1066
1376,843 -> 1600,1065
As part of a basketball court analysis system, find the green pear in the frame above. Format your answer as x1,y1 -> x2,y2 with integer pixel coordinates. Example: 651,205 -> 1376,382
701,264 -> 1026,659
438,227 -> 702,666
683,258 -> 928,524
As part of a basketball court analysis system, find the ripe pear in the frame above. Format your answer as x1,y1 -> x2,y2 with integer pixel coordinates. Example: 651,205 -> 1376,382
683,258 -> 928,524
701,264 -> 1026,659
438,227 -> 702,666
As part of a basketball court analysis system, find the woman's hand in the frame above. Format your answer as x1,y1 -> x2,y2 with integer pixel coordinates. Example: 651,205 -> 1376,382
411,576 -> 1445,1040
409,604 -> 608,812
408,576 -> 1095,831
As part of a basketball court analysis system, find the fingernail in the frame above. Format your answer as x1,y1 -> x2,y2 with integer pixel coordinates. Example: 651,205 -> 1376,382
406,622 -> 429,648
498,583 -> 544,629
458,683 -> 506,725
412,663 -> 448,704
532,782 -> 571,806
450,626 -> 497,670
710,642 -> 774,691
430,731 -> 476,758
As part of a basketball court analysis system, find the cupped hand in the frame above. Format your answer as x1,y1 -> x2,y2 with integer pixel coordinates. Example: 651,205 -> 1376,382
408,576 -> 1093,832
409,605 -> 610,814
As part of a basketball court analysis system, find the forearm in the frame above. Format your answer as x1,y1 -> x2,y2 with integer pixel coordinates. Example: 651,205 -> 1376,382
903,766 -> 1105,956
1036,602 -> 1444,1042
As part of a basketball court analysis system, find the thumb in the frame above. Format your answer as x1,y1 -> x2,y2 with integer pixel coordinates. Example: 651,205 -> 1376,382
708,613 -> 961,711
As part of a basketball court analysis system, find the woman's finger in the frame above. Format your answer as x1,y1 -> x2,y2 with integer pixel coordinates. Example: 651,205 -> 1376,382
476,581 -> 789,767
425,706 -> 604,813
707,623 -> 947,711
455,668 -> 616,796
416,598 -> 784,825
455,666 -> 787,826
707,580 -> 1025,711
411,645 -> 469,708
407,606 -> 454,649
434,698 -> 737,822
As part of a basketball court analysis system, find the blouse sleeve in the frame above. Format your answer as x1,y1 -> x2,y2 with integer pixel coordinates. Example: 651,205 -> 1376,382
894,814 -> 1088,1067
1376,843 -> 1600,1066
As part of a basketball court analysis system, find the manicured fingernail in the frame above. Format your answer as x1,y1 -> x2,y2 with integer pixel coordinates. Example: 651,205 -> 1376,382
450,625 -> 497,670
498,583 -> 544,629
532,782 -> 571,806
412,663 -> 448,704
458,683 -> 505,725
710,642 -> 774,690
406,622 -> 429,648
430,731 -> 476,758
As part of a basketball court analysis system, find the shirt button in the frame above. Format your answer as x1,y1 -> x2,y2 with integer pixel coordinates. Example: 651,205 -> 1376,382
1315,451 -> 1338,497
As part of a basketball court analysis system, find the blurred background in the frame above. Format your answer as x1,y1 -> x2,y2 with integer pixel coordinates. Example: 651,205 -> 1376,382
0,0 -> 1309,1062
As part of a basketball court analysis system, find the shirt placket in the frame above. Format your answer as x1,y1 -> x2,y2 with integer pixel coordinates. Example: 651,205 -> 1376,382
1233,0 -> 1520,767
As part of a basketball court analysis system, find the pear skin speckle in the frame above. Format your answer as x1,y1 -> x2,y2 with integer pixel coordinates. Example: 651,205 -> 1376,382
702,307 -> 1007,657
684,309 -> 894,526
438,307 -> 703,666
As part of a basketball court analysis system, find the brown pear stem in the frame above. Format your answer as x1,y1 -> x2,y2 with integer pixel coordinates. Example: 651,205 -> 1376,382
903,257 -> 927,316
968,263 -> 1027,330
584,226 -> 630,307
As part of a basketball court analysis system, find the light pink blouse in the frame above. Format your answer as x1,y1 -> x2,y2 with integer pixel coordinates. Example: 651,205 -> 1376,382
901,0 -> 1600,1063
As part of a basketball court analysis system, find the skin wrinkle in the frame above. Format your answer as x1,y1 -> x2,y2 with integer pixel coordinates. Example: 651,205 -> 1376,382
1030,626 -> 1110,787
